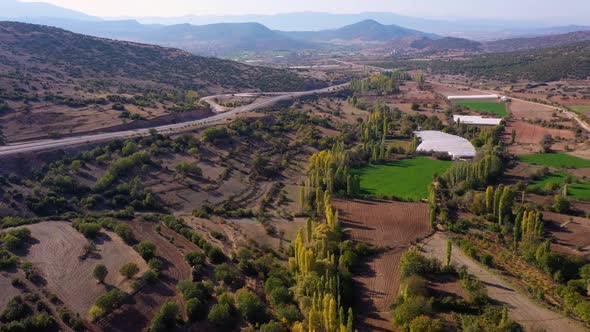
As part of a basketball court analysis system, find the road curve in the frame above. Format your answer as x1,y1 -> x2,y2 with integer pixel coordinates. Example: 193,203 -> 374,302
0,83 -> 349,157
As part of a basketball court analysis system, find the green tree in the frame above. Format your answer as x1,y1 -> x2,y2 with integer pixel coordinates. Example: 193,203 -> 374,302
135,241 -> 156,261
236,288 -> 266,324
446,240 -> 452,267
93,264 -> 108,284
150,302 -> 179,332
119,263 -> 139,279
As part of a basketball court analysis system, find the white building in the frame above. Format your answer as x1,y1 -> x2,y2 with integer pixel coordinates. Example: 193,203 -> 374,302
453,115 -> 502,126
415,130 -> 476,159
447,95 -> 498,100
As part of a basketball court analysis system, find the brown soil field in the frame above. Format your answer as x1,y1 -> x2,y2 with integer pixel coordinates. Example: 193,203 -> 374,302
421,233 -> 587,332
508,99 -> 563,121
0,272 -> 22,311
95,220 -> 196,332
333,199 -> 430,332
430,83 -> 485,97
542,212 -> 590,256
503,120 -> 576,155
14,221 -> 148,317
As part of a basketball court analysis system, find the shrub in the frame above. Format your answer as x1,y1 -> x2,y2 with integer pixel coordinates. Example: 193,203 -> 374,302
391,296 -> 432,329
399,251 -> 439,279
259,321 -> 287,332
148,258 -> 163,271
186,298 -> 207,322
236,288 -> 266,323
409,315 -> 443,332
150,302 -> 179,332
94,289 -> 127,312
207,246 -> 225,264
1,296 -> 31,322
207,302 -> 235,329
185,251 -> 206,267
135,241 -> 156,261
76,222 -> 101,238
214,263 -> 239,286
93,264 -> 108,284
114,223 -> 134,243
119,263 -> 140,279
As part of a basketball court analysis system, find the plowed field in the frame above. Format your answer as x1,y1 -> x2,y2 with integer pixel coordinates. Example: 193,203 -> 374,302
333,199 -> 430,332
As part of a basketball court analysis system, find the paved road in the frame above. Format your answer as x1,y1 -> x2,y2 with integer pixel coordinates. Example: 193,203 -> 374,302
422,233 -> 587,332
0,83 -> 349,157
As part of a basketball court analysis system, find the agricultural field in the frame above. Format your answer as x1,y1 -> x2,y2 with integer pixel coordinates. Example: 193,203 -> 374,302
543,212 -> 590,255
454,100 -> 508,117
353,157 -> 452,201
519,153 -> 590,168
569,105 -> 590,114
15,222 -> 148,317
333,199 -> 430,331
528,171 -> 590,201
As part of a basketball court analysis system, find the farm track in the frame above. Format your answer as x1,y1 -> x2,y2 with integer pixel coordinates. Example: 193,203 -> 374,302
421,233 -> 587,332
333,199 -> 430,332
94,221 -> 196,332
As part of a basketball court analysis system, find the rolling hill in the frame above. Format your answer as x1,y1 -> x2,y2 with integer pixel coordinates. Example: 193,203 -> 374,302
410,37 -> 481,51
282,19 -> 438,43
483,30 -> 590,53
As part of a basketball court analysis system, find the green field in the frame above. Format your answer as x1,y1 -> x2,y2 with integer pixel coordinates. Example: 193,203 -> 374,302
519,153 -> 590,168
528,172 -> 590,201
455,100 -> 508,117
569,105 -> 590,114
353,157 -> 452,201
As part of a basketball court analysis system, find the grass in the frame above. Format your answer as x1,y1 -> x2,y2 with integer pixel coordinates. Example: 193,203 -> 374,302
519,153 -> 590,168
528,172 -> 590,201
454,100 -> 508,117
353,157 -> 452,201
569,105 -> 590,114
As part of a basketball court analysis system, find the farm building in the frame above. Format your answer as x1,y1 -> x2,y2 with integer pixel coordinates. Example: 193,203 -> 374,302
448,95 -> 498,100
415,130 -> 476,159
453,115 -> 502,126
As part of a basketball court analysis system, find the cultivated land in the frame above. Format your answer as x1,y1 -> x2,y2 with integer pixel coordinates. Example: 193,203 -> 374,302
528,172 -> 590,201
333,199 -> 430,332
14,221 -> 148,317
353,157 -> 452,201
543,212 -> 590,255
519,153 -> 590,168
454,100 -> 508,117
421,233 -> 587,332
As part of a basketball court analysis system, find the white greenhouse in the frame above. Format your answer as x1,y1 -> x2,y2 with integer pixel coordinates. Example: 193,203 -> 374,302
453,115 -> 502,126
414,131 -> 476,159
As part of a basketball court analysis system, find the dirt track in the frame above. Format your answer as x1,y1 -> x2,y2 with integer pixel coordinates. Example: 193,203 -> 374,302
95,220 -> 196,332
421,233 -> 587,332
334,199 -> 430,332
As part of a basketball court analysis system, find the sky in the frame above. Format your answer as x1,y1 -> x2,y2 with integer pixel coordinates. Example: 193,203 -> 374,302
19,0 -> 590,24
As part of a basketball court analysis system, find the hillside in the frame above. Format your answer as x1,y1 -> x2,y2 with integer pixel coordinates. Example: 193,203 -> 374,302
410,37 -> 481,51
141,22 -> 314,55
484,30 -> 590,53
282,19 -> 438,43
0,21 -> 323,141
378,41 -> 590,82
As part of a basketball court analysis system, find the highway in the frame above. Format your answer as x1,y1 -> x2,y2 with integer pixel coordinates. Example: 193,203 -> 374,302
0,83 -> 349,157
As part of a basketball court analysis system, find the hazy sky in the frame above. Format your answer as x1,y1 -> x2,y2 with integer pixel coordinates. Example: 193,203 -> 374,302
20,0 -> 590,23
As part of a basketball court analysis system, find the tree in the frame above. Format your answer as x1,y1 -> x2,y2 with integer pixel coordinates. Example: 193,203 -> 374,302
408,315 -> 443,332
150,302 -> 179,332
114,223 -> 134,244
186,298 -> 207,321
93,264 -> 108,284
207,302 -> 236,329
236,288 -> 266,323
485,186 -> 494,214
214,263 -> 239,286
446,240 -> 452,267
553,194 -> 570,213
119,263 -> 139,279
135,241 -> 156,261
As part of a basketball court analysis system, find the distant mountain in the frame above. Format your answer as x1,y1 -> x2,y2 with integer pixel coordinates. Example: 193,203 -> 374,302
0,0 -> 98,21
484,30 -> 590,52
410,37 -> 481,51
281,19 -> 439,44
141,22 -> 315,55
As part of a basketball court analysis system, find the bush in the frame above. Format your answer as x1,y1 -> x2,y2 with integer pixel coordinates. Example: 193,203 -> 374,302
114,223 -> 134,243
186,298 -> 207,322
235,288 -> 266,324
177,280 -> 212,301
93,264 -> 108,283
119,263 -> 140,279
409,315 -> 443,332
142,270 -> 159,284
1,296 -> 31,322
94,289 -> 127,312
0,249 -> 18,270
185,251 -> 206,267
391,296 -> 432,330
399,251 -> 439,279
135,241 -> 156,261
207,302 -> 235,329
214,263 -> 239,286
259,321 -> 287,332
148,258 -> 163,271
207,246 -> 225,264
150,302 -> 179,332
76,222 -> 101,238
